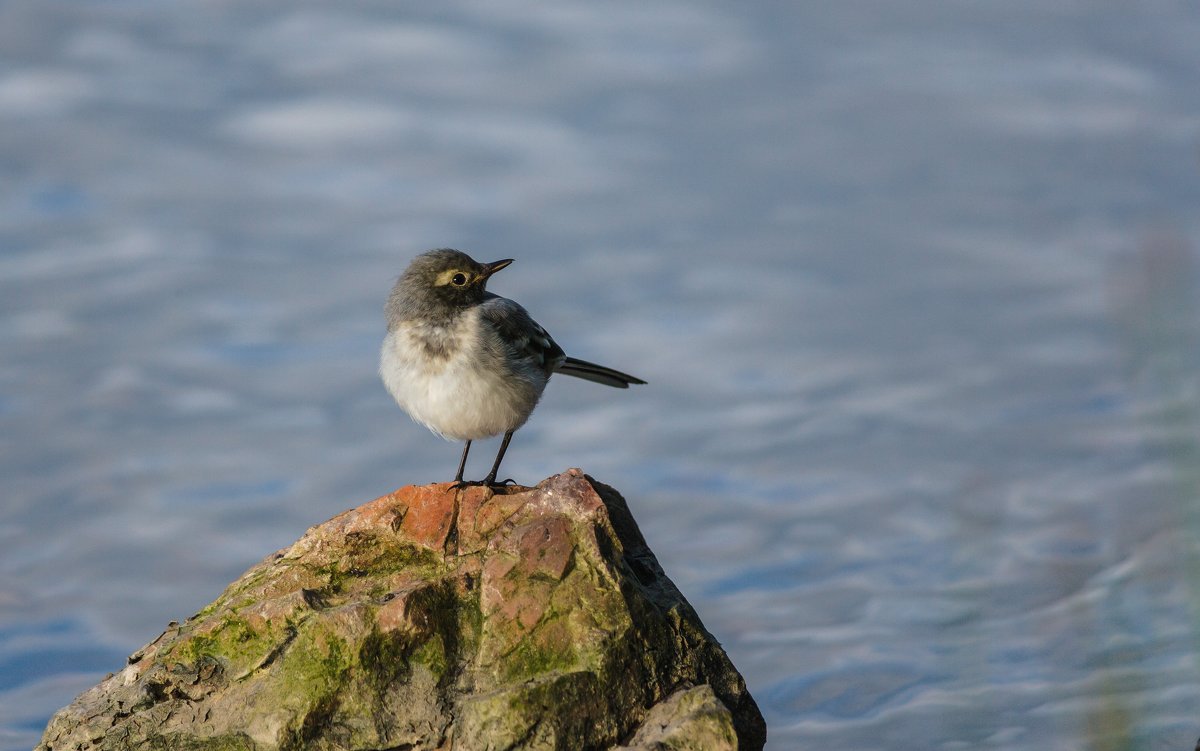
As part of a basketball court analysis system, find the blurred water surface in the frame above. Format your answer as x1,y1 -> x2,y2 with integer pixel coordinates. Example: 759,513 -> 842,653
3,2 -> 1200,749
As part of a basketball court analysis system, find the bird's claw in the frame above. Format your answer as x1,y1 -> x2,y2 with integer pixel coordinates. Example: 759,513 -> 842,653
450,478 -> 517,490
476,476 -> 518,490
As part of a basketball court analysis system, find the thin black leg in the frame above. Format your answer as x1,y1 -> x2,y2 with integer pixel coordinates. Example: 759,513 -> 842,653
453,440 -> 472,483
482,431 -> 515,486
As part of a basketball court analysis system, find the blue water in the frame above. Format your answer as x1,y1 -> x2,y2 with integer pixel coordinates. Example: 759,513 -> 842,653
3,3 -> 1200,749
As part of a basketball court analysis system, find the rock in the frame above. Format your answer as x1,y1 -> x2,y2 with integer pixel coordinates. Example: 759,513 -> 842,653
614,684 -> 738,751
38,470 -> 766,751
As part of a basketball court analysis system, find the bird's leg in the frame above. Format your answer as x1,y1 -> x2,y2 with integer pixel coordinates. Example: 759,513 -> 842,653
482,431 -> 515,487
452,440 -> 472,485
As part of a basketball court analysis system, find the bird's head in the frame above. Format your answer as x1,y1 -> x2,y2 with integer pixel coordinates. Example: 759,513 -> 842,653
389,249 -> 513,323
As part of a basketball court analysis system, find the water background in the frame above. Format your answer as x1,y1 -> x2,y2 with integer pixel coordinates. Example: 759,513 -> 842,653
3,3 -> 1200,749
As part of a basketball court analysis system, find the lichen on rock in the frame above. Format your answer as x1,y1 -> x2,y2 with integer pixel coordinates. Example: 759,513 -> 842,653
38,470 -> 765,751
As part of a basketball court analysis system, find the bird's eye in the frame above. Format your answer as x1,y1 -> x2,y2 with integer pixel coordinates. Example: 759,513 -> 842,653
451,273 -> 468,286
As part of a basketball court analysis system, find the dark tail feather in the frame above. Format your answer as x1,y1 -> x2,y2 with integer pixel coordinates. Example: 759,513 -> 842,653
557,356 -> 646,388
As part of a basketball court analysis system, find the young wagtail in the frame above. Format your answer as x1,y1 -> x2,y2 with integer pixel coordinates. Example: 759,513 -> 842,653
380,249 -> 645,487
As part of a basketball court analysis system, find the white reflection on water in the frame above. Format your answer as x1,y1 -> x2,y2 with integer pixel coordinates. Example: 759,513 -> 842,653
3,2 -> 1200,749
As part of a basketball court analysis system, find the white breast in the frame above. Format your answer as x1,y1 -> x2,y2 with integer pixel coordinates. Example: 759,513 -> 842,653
379,310 -> 547,441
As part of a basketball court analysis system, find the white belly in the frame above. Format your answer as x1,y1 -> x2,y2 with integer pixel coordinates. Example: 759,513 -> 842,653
379,317 -> 545,441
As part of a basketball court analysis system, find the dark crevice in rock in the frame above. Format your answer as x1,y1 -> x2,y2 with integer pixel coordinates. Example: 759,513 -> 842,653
236,624 -> 298,681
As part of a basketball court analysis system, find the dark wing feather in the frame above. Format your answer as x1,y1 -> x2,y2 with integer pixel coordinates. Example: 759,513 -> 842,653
479,295 -> 566,376
479,294 -> 646,387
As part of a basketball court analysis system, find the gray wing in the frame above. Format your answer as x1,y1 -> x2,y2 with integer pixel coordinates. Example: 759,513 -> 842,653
478,294 -> 566,377
479,294 -> 646,388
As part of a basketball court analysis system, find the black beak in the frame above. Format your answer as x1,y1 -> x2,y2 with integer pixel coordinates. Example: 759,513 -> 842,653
483,259 -> 514,278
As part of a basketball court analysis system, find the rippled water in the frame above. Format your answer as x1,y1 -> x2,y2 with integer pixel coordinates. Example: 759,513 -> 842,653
4,3 -> 1200,749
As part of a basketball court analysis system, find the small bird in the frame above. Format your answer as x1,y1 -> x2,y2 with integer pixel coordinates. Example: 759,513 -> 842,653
380,249 -> 645,487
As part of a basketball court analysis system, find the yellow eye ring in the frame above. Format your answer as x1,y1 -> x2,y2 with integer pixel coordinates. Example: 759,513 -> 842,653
451,273 -> 468,286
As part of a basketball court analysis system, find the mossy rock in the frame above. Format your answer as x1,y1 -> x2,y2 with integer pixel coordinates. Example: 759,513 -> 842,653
37,470 -> 765,751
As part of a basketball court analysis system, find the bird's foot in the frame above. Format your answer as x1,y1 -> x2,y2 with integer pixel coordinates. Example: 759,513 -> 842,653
480,475 -> 518,489
450,476 -> 518,491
